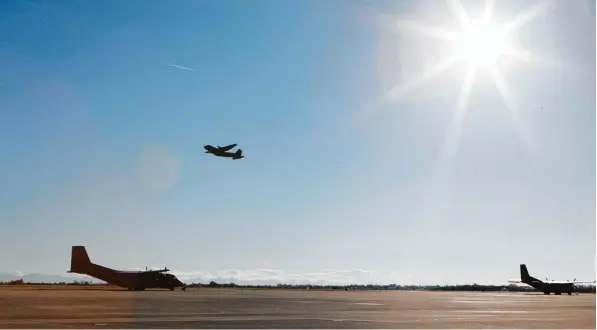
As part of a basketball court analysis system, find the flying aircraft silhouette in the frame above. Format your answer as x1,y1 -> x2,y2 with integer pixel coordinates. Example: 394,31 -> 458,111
204,143 -> 244,160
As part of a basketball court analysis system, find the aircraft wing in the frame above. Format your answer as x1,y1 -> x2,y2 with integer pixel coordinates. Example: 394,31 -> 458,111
217,144 -> 237,152
553,280 -> 596,284
116,267 -> 170,275
529,279 -> 596,284
508,279 -> 542,284
130,267 -> 170,275
141,270 -> 169,274
143,267 -> 170,274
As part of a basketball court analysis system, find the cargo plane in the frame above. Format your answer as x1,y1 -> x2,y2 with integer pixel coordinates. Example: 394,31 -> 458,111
204,143 -> 244,159
508,264 -> 595,295
68,246 -> 187,291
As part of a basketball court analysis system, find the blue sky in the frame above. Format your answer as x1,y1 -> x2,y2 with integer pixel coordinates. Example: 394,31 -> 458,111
0,0 -> 594,285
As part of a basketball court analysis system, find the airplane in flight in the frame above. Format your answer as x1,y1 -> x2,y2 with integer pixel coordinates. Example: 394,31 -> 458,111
204,143 -> 244,160
67,246 -> 187,291
508,264 -> 595,295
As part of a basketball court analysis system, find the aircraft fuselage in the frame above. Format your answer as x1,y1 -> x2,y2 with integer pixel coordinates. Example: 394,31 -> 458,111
204,145 -> 244,159
524,278 -> 575,295
518,264 -> 575,295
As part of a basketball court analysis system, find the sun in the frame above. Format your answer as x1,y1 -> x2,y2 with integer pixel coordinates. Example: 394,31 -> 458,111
384,0 -> 555,103
454,20 -> 509,68
377,0 -> 557,181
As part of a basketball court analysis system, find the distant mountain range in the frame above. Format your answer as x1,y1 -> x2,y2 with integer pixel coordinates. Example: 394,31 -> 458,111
1,273 -> 594,291
0,272 -> 331,286
0,273 -> 89,284
0,268 -> 405,286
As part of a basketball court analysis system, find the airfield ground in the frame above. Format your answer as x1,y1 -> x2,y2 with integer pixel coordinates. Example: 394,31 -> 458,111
0,287 -> 594,329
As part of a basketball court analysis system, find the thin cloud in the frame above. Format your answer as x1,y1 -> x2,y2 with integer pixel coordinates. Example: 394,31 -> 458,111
165,62 -> 195,72
165,268 -> 415,285
88,267 -> 400,284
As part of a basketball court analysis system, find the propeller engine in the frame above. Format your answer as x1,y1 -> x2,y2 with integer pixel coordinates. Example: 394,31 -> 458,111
566,278 -> 580,295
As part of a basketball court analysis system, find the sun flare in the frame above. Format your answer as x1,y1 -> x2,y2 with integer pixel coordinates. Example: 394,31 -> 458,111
454,20 -> 509,68
378,0 -> 558,183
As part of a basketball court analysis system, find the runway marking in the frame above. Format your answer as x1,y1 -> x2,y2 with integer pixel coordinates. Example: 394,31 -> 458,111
354,302 -> 384,306
450,298 -> 554,303
467,310 -> 528,313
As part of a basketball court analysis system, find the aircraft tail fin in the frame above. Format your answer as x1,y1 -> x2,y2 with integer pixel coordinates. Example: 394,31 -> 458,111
70,246 -> 92,274
233,149 -> 244,159
520,264 -> 531,281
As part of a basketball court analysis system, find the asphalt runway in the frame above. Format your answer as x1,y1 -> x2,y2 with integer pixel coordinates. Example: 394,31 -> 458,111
0,288 -> 595,328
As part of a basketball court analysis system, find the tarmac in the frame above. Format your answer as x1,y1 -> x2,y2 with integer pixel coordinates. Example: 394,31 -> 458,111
0,287 -> 595,328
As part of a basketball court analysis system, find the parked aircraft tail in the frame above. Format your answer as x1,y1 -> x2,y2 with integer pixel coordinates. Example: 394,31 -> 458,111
69,245 -> 92,273
519,264 -> 542,283
520,264 -> 531,280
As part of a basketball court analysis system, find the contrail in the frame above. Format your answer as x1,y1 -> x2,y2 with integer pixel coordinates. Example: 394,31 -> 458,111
166,63 -> 195,72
